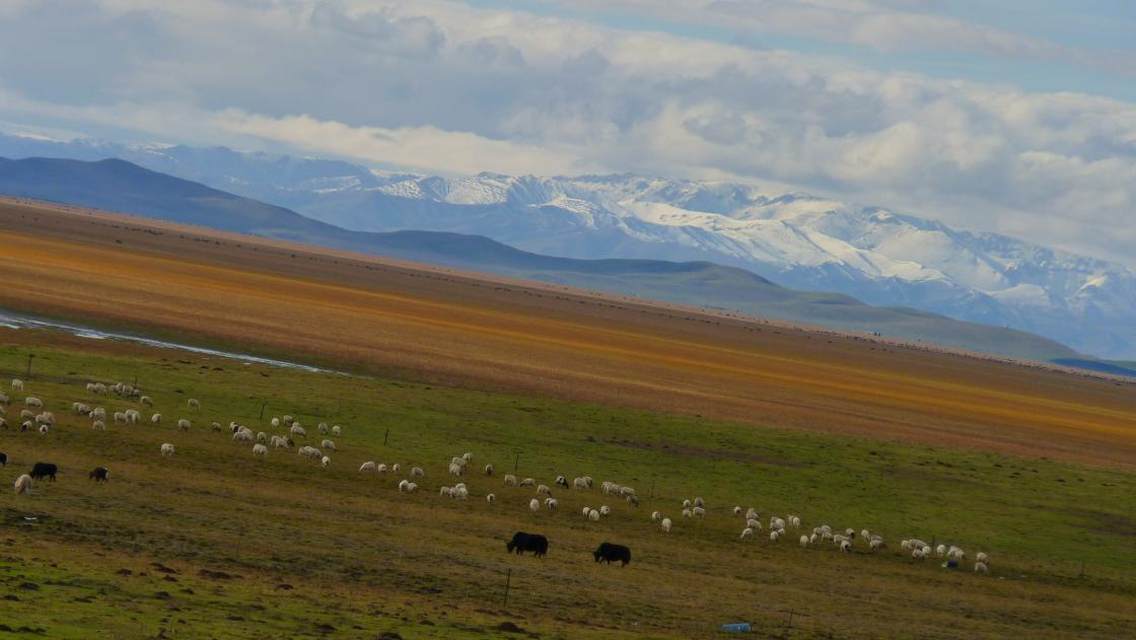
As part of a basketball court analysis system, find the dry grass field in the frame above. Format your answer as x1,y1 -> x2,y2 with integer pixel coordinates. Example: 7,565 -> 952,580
0,199 -> 1134,639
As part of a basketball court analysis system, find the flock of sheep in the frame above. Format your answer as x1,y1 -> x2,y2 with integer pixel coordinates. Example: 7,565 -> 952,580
2,376 -> 992,576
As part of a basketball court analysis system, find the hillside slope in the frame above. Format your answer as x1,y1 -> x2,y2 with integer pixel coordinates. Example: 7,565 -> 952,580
0,156 -> 1079,361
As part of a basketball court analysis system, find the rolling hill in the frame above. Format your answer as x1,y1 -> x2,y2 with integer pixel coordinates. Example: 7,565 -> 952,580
0,156 -> 1082,361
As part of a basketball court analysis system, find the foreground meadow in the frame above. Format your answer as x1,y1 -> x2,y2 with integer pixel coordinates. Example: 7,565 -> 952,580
1,331 -> 1133,639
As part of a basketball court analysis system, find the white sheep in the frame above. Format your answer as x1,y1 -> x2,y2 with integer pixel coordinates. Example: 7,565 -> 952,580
14,474 -> 32,495
746,518 -> 762,530
321,456 -> 331,467
692,506 -> 705,518
974,561 -> 989,574
252,444 -> 268,457
536,484 -> 551,496
318,422 -> 329,434
282,415 -> 294,426
12,379 -> 25,391
187,398 -> 200,410
503,474 -> 517,486
529,498 -> 540,512
271,435 -> 290,448
24,396 -> 42,408
740,527 -> 754,540
331,425 -> 341,436
912,547 -> 927,560
256,431 -> 268,443
573,476 -> 590,489
599,505 -> 612,516
770,516 -> 786,531
484,463 -> 494,476
681,499 -> 692,508
733,506 -> 743,516
582,506 -> 592,518
177,418 -> 191,431
38,424 -> 49,435
377,463 -> 388,473
271,417 -> 280,428
544,497 -> 559,510
681,508 -> 693,518
91,420 -> 106,431
160,443 -> 176,457
936,544 -> 947,557
651,511 -> 662,522
770,530 -> 782,542
392,463 -> 401,473
869,537 -> 885,551
452,485 -> 469,499
440,486 -> 453,497
660,517 -> 672,533
976,552 -> 989,564
519,477 -> 535,487
788,515 -> 801,528
410,466 -> 425,477
360,461 -> 377,473
290,424 -> 306,437
397,479 -> 413,492
233,429 -> 254,443
588,508 -> 600,521
140,395 -> 153,407
486,493 -> 496,504
745,507 -> 758,521
151,413 -> 162,424
839,540 -> 853,553
321,439 -> 336,451
462,452 -> 473,462
800,535 -> 810,547
449,462 -> 464,476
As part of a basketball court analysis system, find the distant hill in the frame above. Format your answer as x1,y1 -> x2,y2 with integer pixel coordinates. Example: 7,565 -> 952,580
0,156 -> 1084,362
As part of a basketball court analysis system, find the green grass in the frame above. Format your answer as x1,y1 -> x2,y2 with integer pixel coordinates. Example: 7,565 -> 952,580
0,333 -> 1134,639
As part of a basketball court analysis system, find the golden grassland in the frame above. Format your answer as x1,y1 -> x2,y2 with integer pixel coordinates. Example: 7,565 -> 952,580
1,200 -> 1134,470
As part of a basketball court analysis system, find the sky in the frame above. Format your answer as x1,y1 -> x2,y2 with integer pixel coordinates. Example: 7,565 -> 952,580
0,0 -> 1133,266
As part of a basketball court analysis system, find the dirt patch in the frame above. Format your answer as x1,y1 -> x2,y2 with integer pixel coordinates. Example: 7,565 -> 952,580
198,569 -> 240,580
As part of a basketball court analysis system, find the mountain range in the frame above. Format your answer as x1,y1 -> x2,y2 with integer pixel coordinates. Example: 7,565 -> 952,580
0,155 -> 1092,364
1,131 -> 1133,359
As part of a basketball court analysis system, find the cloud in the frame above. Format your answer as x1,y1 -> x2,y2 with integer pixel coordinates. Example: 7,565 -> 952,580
0,0 -> 1133,265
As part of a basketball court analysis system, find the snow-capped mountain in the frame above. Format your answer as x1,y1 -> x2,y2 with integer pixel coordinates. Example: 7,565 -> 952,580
3,132 -> 1133,359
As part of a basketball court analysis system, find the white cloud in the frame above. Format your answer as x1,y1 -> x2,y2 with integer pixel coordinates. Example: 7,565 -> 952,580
0,0 -> 1133,265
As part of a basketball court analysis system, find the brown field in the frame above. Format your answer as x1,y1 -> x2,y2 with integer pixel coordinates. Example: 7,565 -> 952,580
1,198 -> 1135,468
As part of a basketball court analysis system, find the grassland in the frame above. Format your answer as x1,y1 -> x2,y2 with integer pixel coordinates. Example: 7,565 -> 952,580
1,200 -> 1135,470
1,331 -> 1134,639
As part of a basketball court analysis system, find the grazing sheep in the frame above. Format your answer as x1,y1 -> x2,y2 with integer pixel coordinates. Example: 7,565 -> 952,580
651,511 -> 662,522
410,466 -> 425,477
770,530 -> 782,542
20,409 -> 34,421
160,443 -> 175,457
746,519 -> 762,530
484,463 -> 494,476
869,537 -> 886,552
331,425 -> 341,436
544,498 -> 559,511
233,429 -> 254,443
270,435 -> 290,448
398,479 -> 417,492
318,422 -> 329,434
439,486 -> 452,497
660,518 -> 672,533
693,497 -> 704,508
38,424 -> 49,435
24,397 -> 42,409
177,418 -> 191,431
733,506 -> 743,516
449,462 -> 464,476
486,493 -> 496,504
113,411 -> 127,424
770,517 -> 786,531
976,552 -> 989,564
270,417 -> 280,428
740,527 -> 754,540
519,477 -> 535,487
321,439 -> 336,451
745,507 -> 758,521
140,395 -> 153,407
582,506 -> 592,518
392,464 -> 401,473
187,398 -> 200,410
151,413 -> 161,424
555,475 -> 568,488
681,508 -> 693,519
20,420 -> 32,432
536,484 -> 551,496
14,473 -> 32,494
936,544 -> 947,557
573,476 -> 590,490
12,379 -> 25,391
290,424 -> 306,437
377,463 -> 388,473
503,474 -> 518,486
912,547 -> 927,560
91,420 -> 106,431
682,499 -> 692,509
800,535 -> 810,547
252,444 -> 268,457
321,456 -> 331,467
360,461 -> 377,473
588,509 -> 601,522
282,415 -> 294,426
788,515 -> 801,528
974,561 -> 989,574
529,498 -> 541,512
599,505 -> 612,516
462,452 -> 473,462
839,540 -> 853,553
692,506 -> 705,518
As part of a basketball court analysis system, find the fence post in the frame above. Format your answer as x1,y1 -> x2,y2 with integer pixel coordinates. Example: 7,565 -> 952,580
503,568 -> 512,608
384,428 -> 390,446
513,452 -> 520,474
25,354 -> 34,378
259,401 -> 267,421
